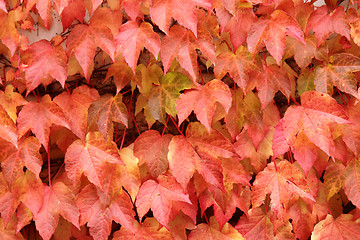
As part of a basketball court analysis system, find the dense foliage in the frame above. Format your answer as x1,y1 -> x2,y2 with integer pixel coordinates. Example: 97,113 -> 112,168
0,0 -> 360,239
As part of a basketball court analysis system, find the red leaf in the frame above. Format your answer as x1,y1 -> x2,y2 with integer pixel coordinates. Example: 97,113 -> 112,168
236,208 -> 275,240
257,64 -> 292,109
135,175 -> 191,228
177,79 -> 231,133
66,23 -> 115,80
20,40 -> 68,94
168,122 -> 234,190
214,46 -> 260,92
306,6 -> 350,46
161,25 -> 215,80
188,217 -> 241,240
34,181 -> 80,240
113,217 -> 173,240
60,0 -> 85,31
115,21 -> 160,72
247,10 -> 304,65
342,158 -> 360,209
64,131 -> 123,189
311,214 -> 360,239
150,0 -> 211,36
87,93 -> 128,139
133,130 -> 172,178
314,53 -> 360,99
252,160 -> 315,220
0,137 -> 42,185
17,95 -> 70,152
77,183 -> 135,240
53,85 -> 100,141
273,91 -> 349,162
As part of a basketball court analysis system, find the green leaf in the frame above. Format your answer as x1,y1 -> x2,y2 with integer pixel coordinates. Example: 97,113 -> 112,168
148,72 -> 194,123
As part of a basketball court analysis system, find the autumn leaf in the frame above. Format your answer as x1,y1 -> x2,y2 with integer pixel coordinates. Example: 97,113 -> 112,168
272,91 -> 350,170
247,9 -> 304,65
105,59 -> 137,94
251,160 -> 315,220
113,217 -> 173,240
20,40 -> 68,94
77,183 -> 135,240
161,24 -> 215,80
34,181 -> 80,240
115,21 -> 160,72
188,216 -> 244,240
311,214 -> 360,239
64,131 -> 123,189
87,93 -> 128,140
66,23 -> 115,80
0,84 -> 27,123
284,35 -> 328,69
54,85 -> 100,141
60,0 -> 85,31
214,46 -> 260,92
286,198 -> 317,240
0,10 -> 20,55
148,72 -> 194,123
177,79 -> 231,133
342,158 -> 360,209
149,0 -> 211,36
0,137 -> 42,185
135,174 -> 191,228
257,64 -> 292,109
17,94 -> 70,152
168,122 -> 234,190
314,53 -> 360,99
306,6 -> 350,46
133,130 -> 172,178
218,7 -> 256,52
0,104 -> 18,147
236,208 -> 276,240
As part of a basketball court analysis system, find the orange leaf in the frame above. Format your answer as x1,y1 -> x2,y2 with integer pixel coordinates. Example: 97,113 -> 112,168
64,131 -> 123,189
311,214 -> 360,239
135,175 -> 191,228
133,130 -> 172,178
252,160 -> 315,220
115,21 -> 160,73
21,40 -> 68,94
177,79 -> 231,133
17,95 -> 70,152
66,23 -> 115,80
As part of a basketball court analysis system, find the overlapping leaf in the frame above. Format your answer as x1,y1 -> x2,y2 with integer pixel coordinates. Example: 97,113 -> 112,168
133,130 -> 172,178
66,23 -> 115,80
135,174 -> 191,228
20,40 -> 68,94
148,72 -> 194,123
177,79 -> 231,132
17,95 -> 70,152
160,24 -> 215,81
251,160 -> 315,219
64,131 -> 124,189
314,53 -> 360,99
247,9 -> 304,65
115,21 -> 160,72
87,93 -> 128,139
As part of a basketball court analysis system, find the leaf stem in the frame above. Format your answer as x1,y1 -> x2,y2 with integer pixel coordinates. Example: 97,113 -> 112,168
120,127 -> 127,149
32,90 -> 40,103
162,115 -> 169,136
169,115 -> 185,137
290,96 -> 300,106
48,141 -> 51,187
